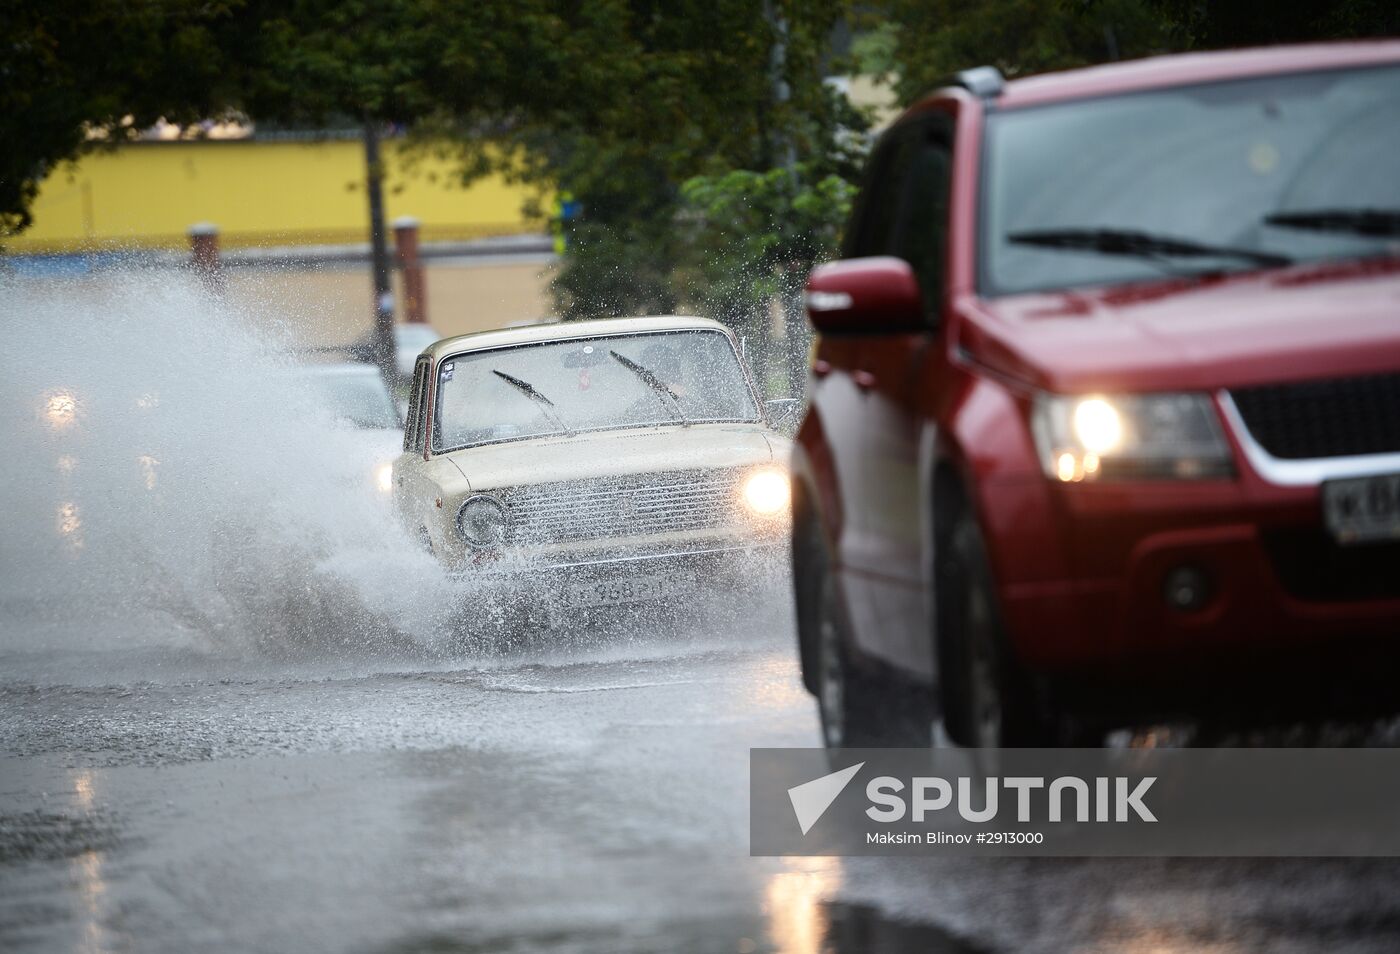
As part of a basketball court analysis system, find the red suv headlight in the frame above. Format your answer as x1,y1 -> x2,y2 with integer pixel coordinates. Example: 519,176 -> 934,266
1031,392 -> 1233,482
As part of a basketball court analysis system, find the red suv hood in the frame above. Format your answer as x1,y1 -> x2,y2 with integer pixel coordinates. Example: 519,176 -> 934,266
964,257 -> 1400,394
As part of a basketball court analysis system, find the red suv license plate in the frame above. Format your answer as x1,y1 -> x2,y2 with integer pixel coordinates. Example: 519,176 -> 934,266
1323,473 -> 1400,545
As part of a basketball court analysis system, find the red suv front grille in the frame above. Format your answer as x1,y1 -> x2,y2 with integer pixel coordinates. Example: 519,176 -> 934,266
1230,371 -> 1400,460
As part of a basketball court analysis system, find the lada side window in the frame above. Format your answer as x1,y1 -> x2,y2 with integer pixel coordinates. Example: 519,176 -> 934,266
405,357 -> 429,453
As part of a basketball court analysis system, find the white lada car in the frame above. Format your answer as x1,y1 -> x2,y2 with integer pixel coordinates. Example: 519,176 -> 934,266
392,315 -> 795,629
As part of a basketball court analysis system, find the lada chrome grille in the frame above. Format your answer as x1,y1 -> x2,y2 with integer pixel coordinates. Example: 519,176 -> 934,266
501,468 -> 747,546
1229,371 -> 1400,460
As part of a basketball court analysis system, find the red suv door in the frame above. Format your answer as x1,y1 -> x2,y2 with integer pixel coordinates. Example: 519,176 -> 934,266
859,117 -> 956,680
815,113 -> 956,678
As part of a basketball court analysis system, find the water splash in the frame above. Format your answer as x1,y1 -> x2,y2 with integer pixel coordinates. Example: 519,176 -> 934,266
0,267 -> 453,659
0,266 -> 794,677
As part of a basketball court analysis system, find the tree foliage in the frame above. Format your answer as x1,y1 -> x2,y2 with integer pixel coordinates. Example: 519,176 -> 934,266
678,163 -> 854,323
2,2 -> 854,257
1151,0 -> 1399,50
676,162 -> 856,394
1,0 -> 251,234
878,0 -> 1174,104
8,0 -> 1397,242
496,1 -> 861,322
878,0 -> 1400,108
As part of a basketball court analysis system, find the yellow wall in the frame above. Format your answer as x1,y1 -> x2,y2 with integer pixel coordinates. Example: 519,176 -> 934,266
9,138 -> 544,252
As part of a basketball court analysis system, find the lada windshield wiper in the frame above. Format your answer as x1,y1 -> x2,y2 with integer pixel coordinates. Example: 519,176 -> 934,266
490,369 -> 574,436
1264,208 -> 1400,238
1007,227 -> 1292,269
608,350 -> 689,426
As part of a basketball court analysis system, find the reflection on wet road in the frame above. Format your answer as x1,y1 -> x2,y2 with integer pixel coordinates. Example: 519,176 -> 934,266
5,633 -> 1400,954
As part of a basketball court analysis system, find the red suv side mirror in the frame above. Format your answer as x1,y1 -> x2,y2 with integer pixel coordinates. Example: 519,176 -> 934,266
804,257 -> 925,334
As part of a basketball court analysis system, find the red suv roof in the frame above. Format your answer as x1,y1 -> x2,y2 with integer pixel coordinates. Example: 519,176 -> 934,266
990,40 -> 1400,110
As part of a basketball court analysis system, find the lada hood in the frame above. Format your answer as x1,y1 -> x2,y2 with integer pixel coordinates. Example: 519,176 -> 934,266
964,257 -> 1400,394
440,422 -> 782,493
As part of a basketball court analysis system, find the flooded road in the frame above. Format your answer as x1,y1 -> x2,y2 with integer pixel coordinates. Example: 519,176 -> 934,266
6,631 -> 1400,954
5,274 -> 1400,953
0,632 -> 826,954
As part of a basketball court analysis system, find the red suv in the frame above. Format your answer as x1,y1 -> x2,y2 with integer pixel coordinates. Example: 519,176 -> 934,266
791,42 -> 1400,748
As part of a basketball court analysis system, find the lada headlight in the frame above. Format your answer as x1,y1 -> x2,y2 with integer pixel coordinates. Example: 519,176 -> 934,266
374,461 -> 394,494
1031,393 -> 1232,482
457,495 -> 511,548
741,468 -> 791,516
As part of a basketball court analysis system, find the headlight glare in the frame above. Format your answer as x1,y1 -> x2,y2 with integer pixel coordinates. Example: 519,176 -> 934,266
1033,392 -> 1231,482
374,462 -> 394,494
457,495 -> 510,548
741,468 -> 790,516
1071,397 -> 1122,455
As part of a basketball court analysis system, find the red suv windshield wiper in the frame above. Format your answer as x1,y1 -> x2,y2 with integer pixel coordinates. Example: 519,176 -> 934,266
1007,227 -> 1292,269
1264,208 -> 1400,238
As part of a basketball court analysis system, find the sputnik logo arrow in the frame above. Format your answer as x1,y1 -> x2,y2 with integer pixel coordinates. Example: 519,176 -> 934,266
787,761 -> 864,835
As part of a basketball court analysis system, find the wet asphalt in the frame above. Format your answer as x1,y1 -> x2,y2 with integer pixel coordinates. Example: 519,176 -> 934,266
4,611 -> 1400,954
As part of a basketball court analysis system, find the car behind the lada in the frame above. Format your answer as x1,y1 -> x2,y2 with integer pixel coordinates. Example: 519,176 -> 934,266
791,41 -> 1400,748
394,316 -> 793,634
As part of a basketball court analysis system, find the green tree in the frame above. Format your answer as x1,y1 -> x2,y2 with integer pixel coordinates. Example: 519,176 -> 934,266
4,0 -> 865,375
3,1 -> 859,302
678,162 -> 855,393
231,0 -> 575,373
0,0 -> 587,236
877,0 -> 1399,110
1,0 -> 250,235
503,1 -> 859,322
879,0 -> 1175,105
1150,0 -> 1399,49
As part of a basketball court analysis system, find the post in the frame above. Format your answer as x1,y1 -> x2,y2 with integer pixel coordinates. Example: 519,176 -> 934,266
393,216 -> 427,324
781,262 -> 809,401
765,1 -> 796,173
364,123 -> 395,378
765,0 -> 801,398
188,222 -> 222,291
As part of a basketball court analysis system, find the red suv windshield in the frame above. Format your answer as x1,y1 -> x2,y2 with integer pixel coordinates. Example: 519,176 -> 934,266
981,63 -> 1400,296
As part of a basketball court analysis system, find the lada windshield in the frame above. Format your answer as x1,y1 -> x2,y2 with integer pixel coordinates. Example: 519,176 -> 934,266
432,329 -> 761,451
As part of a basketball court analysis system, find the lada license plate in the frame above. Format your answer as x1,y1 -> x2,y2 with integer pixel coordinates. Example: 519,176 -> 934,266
560,571 -> 698,609
1323,473 -> 1400,545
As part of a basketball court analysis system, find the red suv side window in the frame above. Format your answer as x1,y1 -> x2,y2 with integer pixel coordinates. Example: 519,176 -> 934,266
898,130 -> 954,321
848,133 -> 915,258
848,117 -> 955,321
